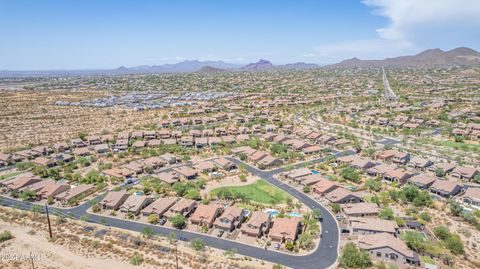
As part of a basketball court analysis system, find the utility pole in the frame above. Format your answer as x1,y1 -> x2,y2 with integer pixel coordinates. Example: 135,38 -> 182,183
175,242 -> 179,269
30,252 -> 35,269
45,204 -> 52,239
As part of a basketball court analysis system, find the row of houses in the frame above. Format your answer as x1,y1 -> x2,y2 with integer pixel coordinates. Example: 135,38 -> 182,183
232,146 -> 284,168
0,174 -> 95,204
372,149 -> 478,181
100,191 -> 302,242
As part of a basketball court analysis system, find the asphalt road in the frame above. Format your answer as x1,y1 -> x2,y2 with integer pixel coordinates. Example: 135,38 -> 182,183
0,152 -> 353,269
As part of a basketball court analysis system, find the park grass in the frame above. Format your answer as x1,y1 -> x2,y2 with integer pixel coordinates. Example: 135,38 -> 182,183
210,179 -> 291,205
0,171 -> 22,181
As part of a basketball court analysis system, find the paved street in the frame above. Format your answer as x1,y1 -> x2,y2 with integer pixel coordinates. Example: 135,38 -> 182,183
0,152 -> 352,269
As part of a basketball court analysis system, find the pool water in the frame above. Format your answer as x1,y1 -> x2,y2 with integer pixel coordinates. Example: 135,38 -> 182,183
311,170 -> 320,174
288,212 -> 302,217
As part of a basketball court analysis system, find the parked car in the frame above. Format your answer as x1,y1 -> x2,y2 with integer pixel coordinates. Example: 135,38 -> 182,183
274,243 -> 280,250
159,217 -> 167,225
217,230 -> 224,237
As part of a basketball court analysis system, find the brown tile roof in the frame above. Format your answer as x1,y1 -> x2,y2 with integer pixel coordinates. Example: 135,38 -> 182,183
269,217 -> 301,241
141,197 -> 177,216
358,233 -> 415,258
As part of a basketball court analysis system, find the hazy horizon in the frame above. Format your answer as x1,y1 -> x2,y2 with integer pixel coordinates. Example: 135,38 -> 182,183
1,0 -> 480,70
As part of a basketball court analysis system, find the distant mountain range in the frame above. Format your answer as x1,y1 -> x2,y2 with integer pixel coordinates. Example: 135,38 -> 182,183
1,47 -> 479,77
329,47 -> 480,68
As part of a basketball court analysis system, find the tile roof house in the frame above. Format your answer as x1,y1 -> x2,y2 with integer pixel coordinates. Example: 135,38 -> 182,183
285,168 -> 312,181
31,156 -> 56,167
427,162 -> 456,174
194,160 -> 217,173
257,155 -> 283,168
366,163 -> 397,177
407,174 -> 436,189
325,188 -> 363,204
190,204 -> 223,228
358,233 -> 419,266
156,171 -> 180,185
407,156 -> 433,170
312,179 -> 341,196
213,157 -> 236,171
159,153 -> 177,164
164,198 -> 197,218
301,174 -> 325,186
302,145 -> 323,155
351,218 -> 399,235
120,195 -> 155,215
213,206 -> 245,232
269,217 -> 301,242
429,180 -> 463,198
20,179 -> 55,193
247,150 -> 269,163
382,168 -> 413,185
450,166 -> 478,181
459,187 -> 480,209
341,203 -> 380,217
141,197 -> 178,217
54,184 -> 95,204
99,190 -> 130,210
4,175 -> 42,192
240,211 -> 272,238
37,183 -> 70,199
173,165 -> 198,180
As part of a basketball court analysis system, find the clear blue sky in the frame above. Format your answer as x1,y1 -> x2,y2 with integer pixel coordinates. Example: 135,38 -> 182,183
1,0 -> 479,70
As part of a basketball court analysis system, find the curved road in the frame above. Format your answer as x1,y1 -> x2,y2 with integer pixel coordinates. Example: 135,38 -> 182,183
0,152 -> 352,269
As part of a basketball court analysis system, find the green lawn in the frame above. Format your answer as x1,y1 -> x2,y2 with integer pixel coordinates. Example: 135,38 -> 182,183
210,179 -> 291,205
435,140 -> 480,153
0,171 -> 22,181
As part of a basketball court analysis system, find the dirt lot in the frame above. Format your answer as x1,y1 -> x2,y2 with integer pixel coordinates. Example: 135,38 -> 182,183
0,205 -> 274,269
0,90 -> 166,152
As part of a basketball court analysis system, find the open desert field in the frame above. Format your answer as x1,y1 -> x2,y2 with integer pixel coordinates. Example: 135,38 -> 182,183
0,89 -> 165,152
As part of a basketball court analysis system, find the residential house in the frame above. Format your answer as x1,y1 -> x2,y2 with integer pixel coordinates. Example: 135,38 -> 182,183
31,157 -> 56,167
141,197 -> 178,217
408,174 -> 436,189
54,184 -> 95,204
341,203 -> 380,218
3,175 -> 42,193
325,188 -> 363,204
190,204 -> 223,228
351,218 -> 399,236
451,166 -> 478,181
164,198 -> 197,218
269,217 -> 301,243
173,165 -> 198,180
213,206 -> 245,232
407,156 -> 433,170
194,160 -> 217,173
156,171 -> 180,185
429,180 -> 463,198
382,168 -> 413,185
37,183 -> 70,199
213,157 -> 236,171
120,195 -> 155,215
428,162 -> 456,174
240,211 -> 271,238
99,190 -> 130,210
459,187 -> 480,209
312,179 -> 341,196
159,153 -> 177,164
358,233 -> 419,266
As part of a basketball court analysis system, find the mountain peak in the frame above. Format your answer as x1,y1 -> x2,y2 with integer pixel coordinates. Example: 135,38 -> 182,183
242,59 -> 274,71
329,47 -> 480,68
